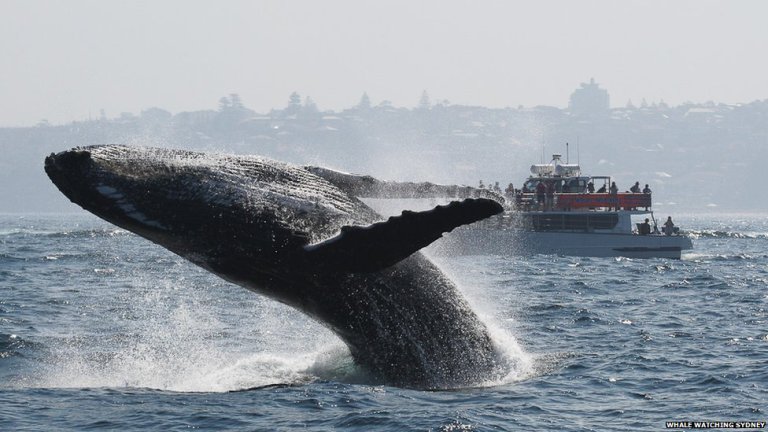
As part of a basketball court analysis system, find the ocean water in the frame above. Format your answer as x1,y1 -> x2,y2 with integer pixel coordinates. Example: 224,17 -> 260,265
1,212 -> 766,431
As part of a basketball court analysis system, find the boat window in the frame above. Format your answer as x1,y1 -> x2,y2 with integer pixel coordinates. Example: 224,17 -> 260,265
565,179 -> 586,193
524,179 -> 538,190
524,213 -> 619,231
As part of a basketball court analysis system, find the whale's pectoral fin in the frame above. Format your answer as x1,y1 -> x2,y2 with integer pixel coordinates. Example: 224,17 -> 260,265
304,166 -> 504,202
304,198 -> 503,272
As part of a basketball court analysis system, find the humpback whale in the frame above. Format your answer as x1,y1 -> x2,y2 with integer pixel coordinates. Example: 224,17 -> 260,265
44,145 -> 505,389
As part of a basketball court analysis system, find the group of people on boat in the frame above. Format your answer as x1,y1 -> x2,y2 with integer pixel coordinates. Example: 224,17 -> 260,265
480,179 -> 652,194
629,181 -> 652,194
638,216 -> 677,236
478,177 -> 656,212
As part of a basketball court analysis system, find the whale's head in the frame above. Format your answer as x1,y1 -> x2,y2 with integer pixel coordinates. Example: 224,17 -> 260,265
44,145 -> 371,276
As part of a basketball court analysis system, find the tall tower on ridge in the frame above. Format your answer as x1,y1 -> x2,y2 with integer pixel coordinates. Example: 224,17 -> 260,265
569,78 -> 610,116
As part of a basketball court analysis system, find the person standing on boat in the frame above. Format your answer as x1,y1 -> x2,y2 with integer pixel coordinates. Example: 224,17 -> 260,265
663,216 -> 675,236
639,218 -> 651,235
609,181 -> 618,210
641,184 -> 652,210
587,181 -> 595,193
504,183 -> 515,200
630,181 -> 641,193
545,181 -> 555,211
536,181 -> 546,210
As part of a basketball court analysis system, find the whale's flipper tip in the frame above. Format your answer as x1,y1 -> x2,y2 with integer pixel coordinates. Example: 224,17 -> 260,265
305,198 -> 502,272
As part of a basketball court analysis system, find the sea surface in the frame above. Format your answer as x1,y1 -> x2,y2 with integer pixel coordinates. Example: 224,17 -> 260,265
1,212 -> 766,431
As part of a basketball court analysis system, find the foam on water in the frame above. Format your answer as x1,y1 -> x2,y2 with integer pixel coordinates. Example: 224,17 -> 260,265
24,289 -> 351,393
35,344 -> 337,393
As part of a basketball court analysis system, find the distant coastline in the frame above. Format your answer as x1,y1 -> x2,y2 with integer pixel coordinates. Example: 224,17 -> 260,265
2,85 -> 767,213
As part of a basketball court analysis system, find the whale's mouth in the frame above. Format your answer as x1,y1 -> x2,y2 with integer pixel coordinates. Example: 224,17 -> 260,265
45,149 -> 93,179
45,148 -> 169,233
45,149 -> 95,204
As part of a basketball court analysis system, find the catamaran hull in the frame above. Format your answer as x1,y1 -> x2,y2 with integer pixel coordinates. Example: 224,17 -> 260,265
430,228 -> 693,259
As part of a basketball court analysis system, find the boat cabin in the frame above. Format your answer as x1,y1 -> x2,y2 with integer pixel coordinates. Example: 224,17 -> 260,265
514,155 -> 651,212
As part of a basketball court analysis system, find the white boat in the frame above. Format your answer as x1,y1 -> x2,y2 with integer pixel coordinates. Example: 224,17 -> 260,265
431,154 -> 693,259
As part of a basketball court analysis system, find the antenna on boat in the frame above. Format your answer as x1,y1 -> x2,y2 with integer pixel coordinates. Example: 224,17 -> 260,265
566,142 -> 569,164
577,136 -> 580,165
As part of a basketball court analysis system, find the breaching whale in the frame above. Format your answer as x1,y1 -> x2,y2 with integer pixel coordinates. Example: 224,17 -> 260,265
44,145 -> 505,389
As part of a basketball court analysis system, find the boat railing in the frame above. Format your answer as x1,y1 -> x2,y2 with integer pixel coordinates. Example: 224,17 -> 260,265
514,192 -> 651,211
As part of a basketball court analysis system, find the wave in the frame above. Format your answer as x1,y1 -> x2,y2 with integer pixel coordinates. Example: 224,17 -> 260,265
13,336 -> 538,393
21,350 -> 325,393
686,230 -> 768,240
0,228 -> 130,239
0,251 -> 107,265
682,252 -> 766,262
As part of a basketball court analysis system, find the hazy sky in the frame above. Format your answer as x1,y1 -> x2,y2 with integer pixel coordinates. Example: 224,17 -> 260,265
2,0 -> 767,126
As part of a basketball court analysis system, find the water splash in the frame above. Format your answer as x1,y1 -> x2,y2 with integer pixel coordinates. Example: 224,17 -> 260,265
426,254 -> 537,387
19,260 -> 347,393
